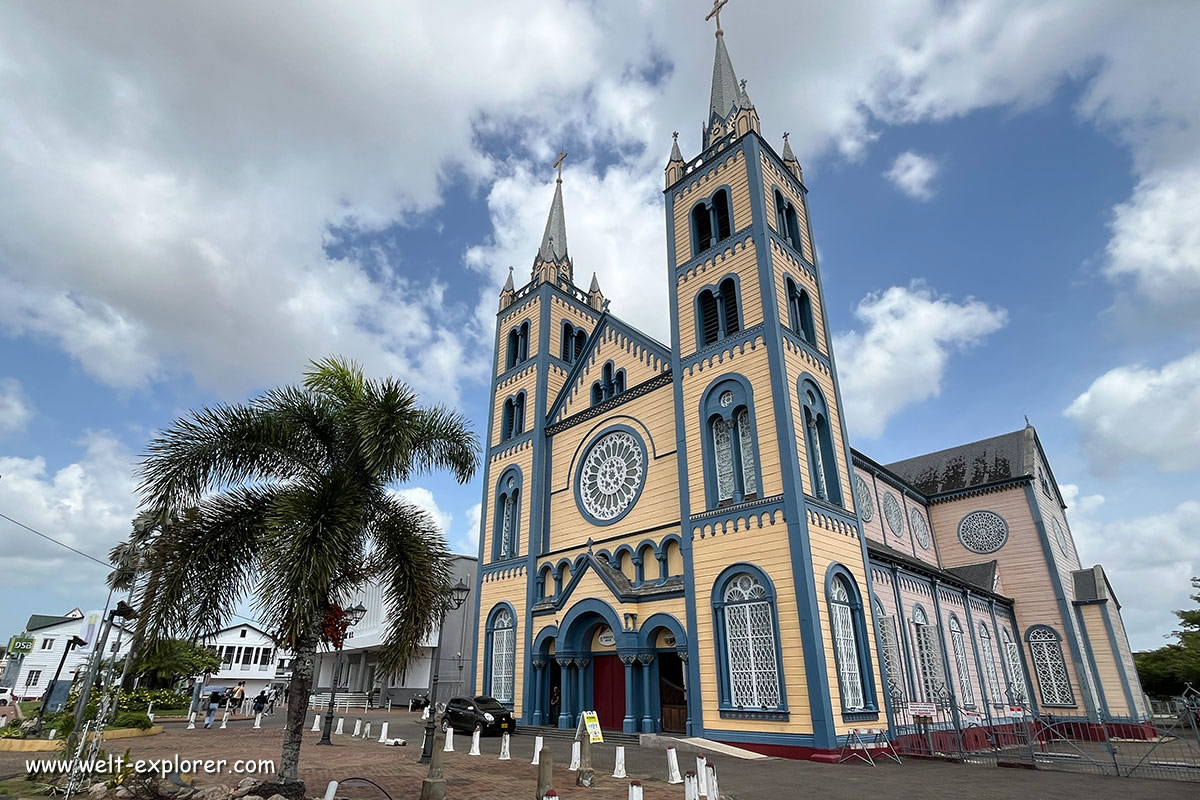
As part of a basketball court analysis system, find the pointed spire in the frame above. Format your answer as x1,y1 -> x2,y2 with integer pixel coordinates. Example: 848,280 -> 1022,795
781,131 -> 797,163
587,271 -> 604,311
738,78 -> 753,109
669,131 -> 683,163
499,266 -> 516,311
589,272 -> 601,293
502,266 -> 514,292
537,165 -> 569,263
708,30 -> 741,123
781,131 -> 803,182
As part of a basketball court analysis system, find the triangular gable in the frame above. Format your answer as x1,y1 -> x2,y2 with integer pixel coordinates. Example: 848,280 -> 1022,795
533,553 -> 685,615
548,313 -> 671,424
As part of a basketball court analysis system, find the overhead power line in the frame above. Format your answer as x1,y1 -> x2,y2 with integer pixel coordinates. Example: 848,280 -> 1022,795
0,511 -> 110,568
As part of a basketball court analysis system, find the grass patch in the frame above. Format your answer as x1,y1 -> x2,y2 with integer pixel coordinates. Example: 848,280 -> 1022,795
17,702 -> 39,717
0,776 -> 46,797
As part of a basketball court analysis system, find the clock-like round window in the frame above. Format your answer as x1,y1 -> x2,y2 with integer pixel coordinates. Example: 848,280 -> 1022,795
958,510 -> 1008,554
1052,517 -> 1070,555
719,391 -> 734,408
854,475 -> 875,523
882,492 -> 904,536
910,508 -> 931,550
577,429 -> 646,524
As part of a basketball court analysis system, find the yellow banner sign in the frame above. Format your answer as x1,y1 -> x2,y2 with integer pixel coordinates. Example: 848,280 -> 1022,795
582,711 -> 604,743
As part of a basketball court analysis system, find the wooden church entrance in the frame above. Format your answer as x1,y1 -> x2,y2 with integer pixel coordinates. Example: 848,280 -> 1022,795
591,654 -> 625,730
658,651 -> 686,733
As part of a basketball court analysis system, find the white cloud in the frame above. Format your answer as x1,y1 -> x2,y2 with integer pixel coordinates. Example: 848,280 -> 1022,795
465,164 -> 669,343
392,488 -> 480,557
0,378 -> 33,435
834,283 -> 1007,438
462,503 -> 482,557
394,487 -> 454,540
0,433 -> 139,626
1060,483 -> 1199,650
884,152 -> 940,200
1064,349 -> 1200,476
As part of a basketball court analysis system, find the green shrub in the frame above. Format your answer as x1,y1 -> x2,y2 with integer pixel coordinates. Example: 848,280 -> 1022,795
111,712 -> 152,731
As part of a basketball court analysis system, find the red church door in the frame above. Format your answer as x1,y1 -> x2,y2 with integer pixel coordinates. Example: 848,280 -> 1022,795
591,655 -> 626,730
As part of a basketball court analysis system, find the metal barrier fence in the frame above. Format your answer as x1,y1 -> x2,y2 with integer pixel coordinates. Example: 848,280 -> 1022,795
890,686 -> 1200,783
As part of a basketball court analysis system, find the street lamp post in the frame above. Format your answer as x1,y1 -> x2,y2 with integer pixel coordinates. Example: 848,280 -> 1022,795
418,577 -> 471,764
32,635 -> 87,735
68,600 -> 138,751
317,602 -> 367,746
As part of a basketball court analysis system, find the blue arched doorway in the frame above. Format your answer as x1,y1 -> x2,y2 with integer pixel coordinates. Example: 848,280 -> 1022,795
556,599 -> 633,731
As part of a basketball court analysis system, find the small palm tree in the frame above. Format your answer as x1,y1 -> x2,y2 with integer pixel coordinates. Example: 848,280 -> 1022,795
132,357 -> 479,793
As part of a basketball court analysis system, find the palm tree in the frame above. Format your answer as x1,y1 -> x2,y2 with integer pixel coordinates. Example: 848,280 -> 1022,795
132,357 -> 479,794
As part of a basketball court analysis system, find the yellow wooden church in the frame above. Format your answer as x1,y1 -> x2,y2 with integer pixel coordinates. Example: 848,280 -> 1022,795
469,7 -> 1149,759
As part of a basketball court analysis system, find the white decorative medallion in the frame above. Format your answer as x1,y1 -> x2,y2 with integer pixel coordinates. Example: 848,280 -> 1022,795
910,508 -> 931,550
958,510 -> 1008,554
854,475 -> 875,523
883,492 -> 904,536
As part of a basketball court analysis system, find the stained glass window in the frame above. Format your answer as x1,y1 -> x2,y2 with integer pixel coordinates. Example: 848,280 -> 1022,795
910,508 -> 931,550
913,607 -> 945,705
489,608 -> 515,703
878,615 -> 905,706
1029,628 -> 1074,706
949,617 -> 975,707
807,417 -> 827,500
1002,628 -> 1027,704
723,573 -> 781,708
854,475 -> 875,522
883,492 -> 904,536
713,417 -> 734,503
978,624 -> 1002,705
736,409 -> 758,497
500,490 -> 513,559
829,577 -> 864,710
579,431 -> 644,521
958,510 -> 1008,554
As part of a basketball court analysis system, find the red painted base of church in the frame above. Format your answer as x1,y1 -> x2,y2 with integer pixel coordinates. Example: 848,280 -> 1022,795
715,741 -> 842,762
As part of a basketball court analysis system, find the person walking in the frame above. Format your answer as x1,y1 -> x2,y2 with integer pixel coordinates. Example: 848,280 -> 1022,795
253,691 -> 267,716
265,687 -> 277,716
204,690 -> 222,728
231,682 -> 246,716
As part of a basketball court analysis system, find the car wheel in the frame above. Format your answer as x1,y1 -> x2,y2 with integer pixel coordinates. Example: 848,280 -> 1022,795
440,717 -> 450,733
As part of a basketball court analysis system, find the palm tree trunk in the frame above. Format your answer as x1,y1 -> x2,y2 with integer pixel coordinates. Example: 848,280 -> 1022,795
279,630 -> 318,790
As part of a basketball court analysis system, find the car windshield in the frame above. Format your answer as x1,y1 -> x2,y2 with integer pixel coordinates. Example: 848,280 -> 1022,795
473,696 -> 506,712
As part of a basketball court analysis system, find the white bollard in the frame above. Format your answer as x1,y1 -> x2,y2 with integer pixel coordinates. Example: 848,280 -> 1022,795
469,729 -> 482,756
569,740 -> 581,771
531,735 -> 543,764
684,770 -> 699,800
443,728 -> 455,752
147,701 -> 154,718
696,755 -> 707,797
499,732 -> 511,760
613,745 -> 627,778
322,781 -> 338,800
0,715 -> 8,729
187,711 -> 196,730
253,713 -> 263,729
334,717 -> 344,735
421,705 -> 430,721
352,718 -> 362,738
666,746 -> 683,784
386,700 -> 392,713
147,712 -> 155,723
47,729 -> 57,740
706,761 -> 719,800
362,722 -> 372,740
377,722 -> 389,743
311,714 -> 321,732
220,711 -> 229,730
628,780 -> 644,800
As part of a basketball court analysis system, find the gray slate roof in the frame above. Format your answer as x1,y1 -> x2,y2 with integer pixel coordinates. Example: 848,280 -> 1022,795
885,427 -> 1034,497
538,178 -> 569,263
945,561 -> 999,593
709,33 -> 741,122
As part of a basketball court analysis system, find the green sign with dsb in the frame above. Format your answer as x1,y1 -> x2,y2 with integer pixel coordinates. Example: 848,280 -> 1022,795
7,636 -> 34,658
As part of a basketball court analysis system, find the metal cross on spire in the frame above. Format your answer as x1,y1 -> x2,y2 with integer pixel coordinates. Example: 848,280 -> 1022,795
705,0 -> 729,35
554,151 -> 568,182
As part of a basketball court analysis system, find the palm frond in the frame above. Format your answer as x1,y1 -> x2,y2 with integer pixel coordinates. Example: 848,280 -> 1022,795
304,356 -> 368,407
368,494 -> 454,677
355,378 -> 479,484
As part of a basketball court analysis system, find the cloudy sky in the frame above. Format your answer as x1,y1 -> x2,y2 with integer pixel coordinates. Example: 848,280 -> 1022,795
0,1 -> 1197,652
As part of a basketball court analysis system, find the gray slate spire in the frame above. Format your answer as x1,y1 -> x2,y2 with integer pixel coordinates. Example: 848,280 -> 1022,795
782,133 -> 797,163
708,32 -> 741,123
589,272 -> 601,293
502,266 -> 514,292
538,177 -> 568,263
669,132 -> 684,162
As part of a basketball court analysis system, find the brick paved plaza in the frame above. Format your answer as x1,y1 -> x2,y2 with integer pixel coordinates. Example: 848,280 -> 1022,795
2,711 -> 1196,800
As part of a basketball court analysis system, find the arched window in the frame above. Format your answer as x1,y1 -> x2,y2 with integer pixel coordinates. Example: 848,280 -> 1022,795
1027,626 -> 1074,706
493,471 -> 520,561
615,369 -> 626,394
774,190 -> 803,253
714,568 -> 783,710
538,565 -> 553,600
501,398 -> 515,441
662,538 -> 682,578
698,289 -> 720,346
912,606 -> 945,705
486,606 -> 516,703
785,278 -> 816,345
574,329 -> 587,361
1001,627 -> 1027,704
513,393 -> 525,436
519,321 -> 529,362
800,379 -> 842,506
827,571 -> 873,712
636,543 -> 658,586
877,611 -> 906,707
561,323 -> 588,363
591,383 -> 603,406
691,202 -> 714,254
506,322 -> 529,369
703,378 -> 760,507
690,189 -> 735,256
948,616 -> 975,707
978,624 -> 1002,705
591,363 -> 627,406
695,278 -> 742,349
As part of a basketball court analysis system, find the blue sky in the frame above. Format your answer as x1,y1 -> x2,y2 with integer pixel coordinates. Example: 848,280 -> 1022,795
1,1 -> 1197,651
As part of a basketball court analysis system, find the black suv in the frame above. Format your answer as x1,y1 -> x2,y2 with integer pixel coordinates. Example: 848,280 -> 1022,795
440,695 -> 515,736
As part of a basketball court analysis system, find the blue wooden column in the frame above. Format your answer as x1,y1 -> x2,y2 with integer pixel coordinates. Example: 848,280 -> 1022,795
556,656 -> 573,728
639,652 -> 655,733
620,653 -> 637,733
531,659 -> 545,725
575,657 -> 591,724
